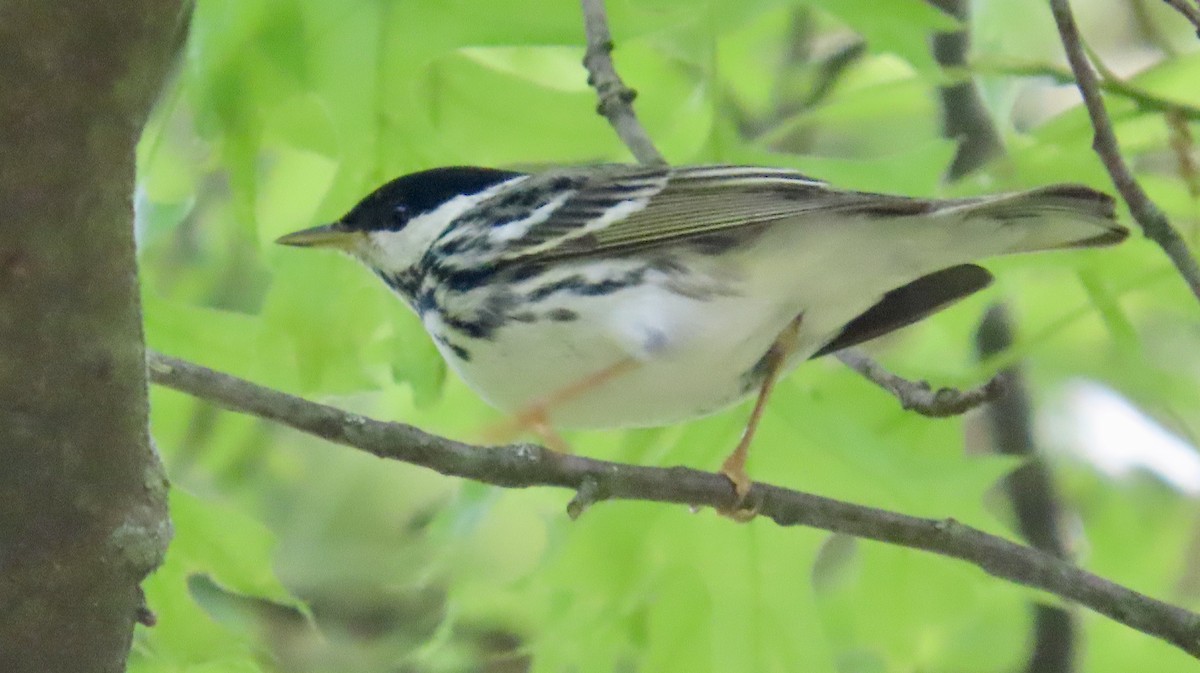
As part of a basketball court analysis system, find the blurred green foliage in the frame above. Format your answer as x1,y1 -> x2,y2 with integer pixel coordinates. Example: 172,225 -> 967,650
132,0 -> 1200,670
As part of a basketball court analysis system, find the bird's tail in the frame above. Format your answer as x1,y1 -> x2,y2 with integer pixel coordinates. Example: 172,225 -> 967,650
940,184 -> 1128,254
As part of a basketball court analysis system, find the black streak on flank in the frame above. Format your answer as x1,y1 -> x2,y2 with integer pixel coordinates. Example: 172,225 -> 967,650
377,269 -> 421,299
439,313 -> 493,340
575,271 -> 644,296
524,268 -> 647,303
434,264 -> 500,294
526,274 -> 587,302
415,288 -> 437,316
508,262 -> 546,283
434,334 -> 472,361
435,289 -> 519,342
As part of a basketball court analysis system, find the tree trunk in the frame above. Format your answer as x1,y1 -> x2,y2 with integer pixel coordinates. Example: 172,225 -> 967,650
0,2 -> 191,671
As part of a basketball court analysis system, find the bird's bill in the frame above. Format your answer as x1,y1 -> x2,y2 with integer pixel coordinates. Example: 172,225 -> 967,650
274,224 -> 361,250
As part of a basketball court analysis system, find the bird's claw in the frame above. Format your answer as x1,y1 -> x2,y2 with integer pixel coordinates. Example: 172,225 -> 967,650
718,461 -> 758,522
482,407 -> 571,453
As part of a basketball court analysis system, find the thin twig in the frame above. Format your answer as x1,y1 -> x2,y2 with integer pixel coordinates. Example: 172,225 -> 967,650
737,20 -> 866,142
579,0 -> 666,165
972,59 -> 1200,121
977,305 -> 1076,672
146,350 -> 1200,658
797,39 -> 867,111
836,349 -> 1004,417
929,0 -> 1005,178
567,475 -> 604,520
933,0 -> 1074,659
1050,0 -> 1200,303
1162,0 -> 1200,37
1167,108 -> 1200,197
1132,0 -> 1180,56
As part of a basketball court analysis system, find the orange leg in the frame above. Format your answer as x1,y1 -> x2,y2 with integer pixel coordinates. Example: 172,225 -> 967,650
483,357 -> 640,451
721,314 -> 804,504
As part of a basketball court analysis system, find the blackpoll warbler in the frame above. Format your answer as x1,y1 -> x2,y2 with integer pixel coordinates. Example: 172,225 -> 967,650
278,164 -> 1126,496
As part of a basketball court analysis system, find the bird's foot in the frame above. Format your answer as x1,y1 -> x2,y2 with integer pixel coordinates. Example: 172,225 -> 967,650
481,359 -> 640,452
718,451 -> 758,522
482,407 -> 571,453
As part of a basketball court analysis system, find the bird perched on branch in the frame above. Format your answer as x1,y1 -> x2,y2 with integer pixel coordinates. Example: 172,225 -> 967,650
277,163 -> 1126,501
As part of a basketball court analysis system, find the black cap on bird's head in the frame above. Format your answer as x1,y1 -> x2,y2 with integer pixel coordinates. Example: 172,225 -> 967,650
275,166 -> 523,249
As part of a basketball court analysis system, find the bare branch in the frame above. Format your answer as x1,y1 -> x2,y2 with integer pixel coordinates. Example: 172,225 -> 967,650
972,59 -> 1200,121
579,0 -> 666,165
1049,0 -> 1200,303
928,0 -> 1004,178
798,40 -> 868,111
836,349 -> 1004,417
1161,0 -> 1200,37
1167,108 -> 1200,197
930,0 -> 1073,657
977,305 -> 1076,672
567,475 -> 603,520
148,349 -> 1200,658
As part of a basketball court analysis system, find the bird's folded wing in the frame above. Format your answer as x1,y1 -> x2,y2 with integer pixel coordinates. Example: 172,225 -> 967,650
495,165 -> 931,263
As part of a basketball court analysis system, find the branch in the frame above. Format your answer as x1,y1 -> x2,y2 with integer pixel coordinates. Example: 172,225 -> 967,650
579,0 -> 666,165
1050,0 -> 1200,303
798,40 -> 867,111
836,349 -> 1004,417
1168,108 -> 1200,197
977,310 -> 1068,557
1162,0 -> 1200,37
928,0 -> 1073,658
977,305 -> 1076,672
928,0 -> 1005,179
972,59 -> 1200,121
147,350 -> 1200,658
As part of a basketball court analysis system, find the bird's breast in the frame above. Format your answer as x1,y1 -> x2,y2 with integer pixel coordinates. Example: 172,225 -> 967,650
419,253 -> 814,428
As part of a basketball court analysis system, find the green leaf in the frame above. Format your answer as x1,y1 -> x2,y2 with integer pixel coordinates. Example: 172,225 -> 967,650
810,0 -> 958,74
170,489 -> 301,608
130,489 -> 299,669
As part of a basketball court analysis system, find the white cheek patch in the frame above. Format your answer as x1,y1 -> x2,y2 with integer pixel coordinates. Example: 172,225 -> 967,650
362,230 -> 423,274
358,176 -> 529,274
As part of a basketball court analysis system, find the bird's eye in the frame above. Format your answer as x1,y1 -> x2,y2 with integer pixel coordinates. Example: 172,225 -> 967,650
390,205 -> 409,230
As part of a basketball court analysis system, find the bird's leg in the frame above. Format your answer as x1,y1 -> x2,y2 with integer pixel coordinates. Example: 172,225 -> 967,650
483,357 -> 640,451
721,314 -> 804,506
515,411 -> 571,453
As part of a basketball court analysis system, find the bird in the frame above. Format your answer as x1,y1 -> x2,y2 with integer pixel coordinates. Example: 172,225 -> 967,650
276,163 -> 1127,500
